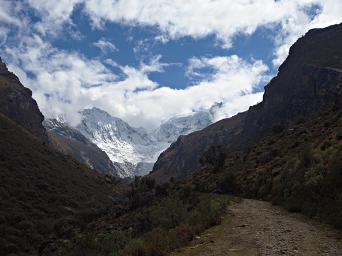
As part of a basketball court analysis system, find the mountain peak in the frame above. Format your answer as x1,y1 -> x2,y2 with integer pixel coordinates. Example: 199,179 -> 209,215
0,57 -> 8,72
0,57 -> 47,141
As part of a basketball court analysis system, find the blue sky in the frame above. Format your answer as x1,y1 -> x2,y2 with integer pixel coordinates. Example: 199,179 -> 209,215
0,0 -> 341,129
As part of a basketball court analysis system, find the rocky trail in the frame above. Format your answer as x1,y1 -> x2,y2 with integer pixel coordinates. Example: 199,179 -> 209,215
171,199 -> 342,256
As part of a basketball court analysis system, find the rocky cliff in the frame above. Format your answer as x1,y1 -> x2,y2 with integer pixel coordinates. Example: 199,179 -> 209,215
0,57 -> 47,141
151,23 -> 342,182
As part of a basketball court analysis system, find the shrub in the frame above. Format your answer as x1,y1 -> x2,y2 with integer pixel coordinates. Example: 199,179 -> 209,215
272,123 -> 285,134
123,239 -> 147,256
218,173 -> 236,193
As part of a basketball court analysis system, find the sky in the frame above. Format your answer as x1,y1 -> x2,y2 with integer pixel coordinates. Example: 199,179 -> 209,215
0,0 -> 341,130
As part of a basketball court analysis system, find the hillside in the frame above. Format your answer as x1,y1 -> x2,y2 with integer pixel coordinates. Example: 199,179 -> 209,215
60,104 -> 342,255
0,58 -> 116,255
0,57 -> 47,141
0,113 -> 116,255
183,108 -> 342,227
151,23 -> 342,182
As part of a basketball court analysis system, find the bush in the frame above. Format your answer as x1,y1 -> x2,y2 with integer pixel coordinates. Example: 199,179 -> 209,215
123,239 -> 147,256
272,123 -> 285,134
218,173 -> 236,193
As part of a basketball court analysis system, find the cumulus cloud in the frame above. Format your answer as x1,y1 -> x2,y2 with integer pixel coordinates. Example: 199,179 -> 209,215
1,0 -> 342,130
93,38 -> 118,53
81,1 -> 341,53
27,0 -> 82,35
24,0 -> 342,64
272,0 -> 342,65
4,32 -> 267,129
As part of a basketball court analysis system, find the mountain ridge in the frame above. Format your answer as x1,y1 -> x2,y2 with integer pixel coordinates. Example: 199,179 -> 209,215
0,57 -> 47,141
46,106 -> 216,177
151,23 -> 342,182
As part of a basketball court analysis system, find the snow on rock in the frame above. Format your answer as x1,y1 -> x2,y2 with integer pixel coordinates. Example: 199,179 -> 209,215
64,107 -> 218,178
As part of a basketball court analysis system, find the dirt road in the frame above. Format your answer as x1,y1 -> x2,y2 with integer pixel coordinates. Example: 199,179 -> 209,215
171,199 -> 342,256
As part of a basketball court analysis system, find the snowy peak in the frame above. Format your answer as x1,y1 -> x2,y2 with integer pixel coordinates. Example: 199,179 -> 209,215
77,108 -> 159,175
153,111 -> 213,143
43,118 -> 120,177
76,107 -> 216,177
45,107 -> 215,178
44,118 -> 90,145
79,107 -> 151,146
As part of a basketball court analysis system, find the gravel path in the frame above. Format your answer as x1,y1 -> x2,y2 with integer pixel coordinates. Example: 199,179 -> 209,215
171,199 -> 342,256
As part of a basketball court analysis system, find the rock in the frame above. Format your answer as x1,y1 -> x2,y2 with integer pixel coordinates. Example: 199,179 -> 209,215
0,57 -> 47,141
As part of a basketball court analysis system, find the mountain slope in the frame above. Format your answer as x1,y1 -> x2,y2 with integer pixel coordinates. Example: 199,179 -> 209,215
0,113 -> 115,255
185,108 -> 342,227
44,118 -> 120,177
0,57 -> 47,141
151,23 -> 342,182
0,59 -> 115,255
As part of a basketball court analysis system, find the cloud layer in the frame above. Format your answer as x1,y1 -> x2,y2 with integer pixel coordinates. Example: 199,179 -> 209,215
5,34 -> 267,129
0,0 -> 341,130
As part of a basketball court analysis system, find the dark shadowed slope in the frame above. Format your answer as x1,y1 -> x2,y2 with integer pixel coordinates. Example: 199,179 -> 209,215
0,58 -> 115,255
0,57 -> 47,141
0,113 -> 114,255
151,23 -> 342,182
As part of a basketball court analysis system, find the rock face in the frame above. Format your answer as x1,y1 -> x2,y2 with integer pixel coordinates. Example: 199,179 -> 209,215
0,57 -> 47,141
44,118 -> 120,177
151,23 -> 342,182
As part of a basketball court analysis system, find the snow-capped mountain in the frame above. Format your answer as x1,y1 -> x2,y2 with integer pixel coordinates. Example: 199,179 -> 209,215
77,108 -> 168,177
77,107 -> 216,177
43,118 -> 120,177
45,106 -> 217,178
153,111 -> 212,144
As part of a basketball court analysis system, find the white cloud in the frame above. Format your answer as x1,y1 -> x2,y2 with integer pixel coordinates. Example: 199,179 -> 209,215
93,38 -> 118,53
0,1 -> 23,27
1,0 -> 342,130
273,0 -> 342,65
81,0 -> 340,49
25,0 -> 342,64
82,0 -> 342,65
211,92 -> 264,123
4,32 -> 267,129
27,0 -> 82,35
0,27 -> 9,47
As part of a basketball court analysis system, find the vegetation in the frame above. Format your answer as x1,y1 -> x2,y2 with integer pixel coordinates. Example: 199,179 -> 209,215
0,112 -> 230,256
188,109 -> 342,228
0,114 -> 116,255
62,176 -> 230,256
1,92 -> 340,256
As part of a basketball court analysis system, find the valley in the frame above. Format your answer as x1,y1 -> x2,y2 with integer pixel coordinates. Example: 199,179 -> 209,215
0,11 -> 341,256
45,106 -> 215,178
